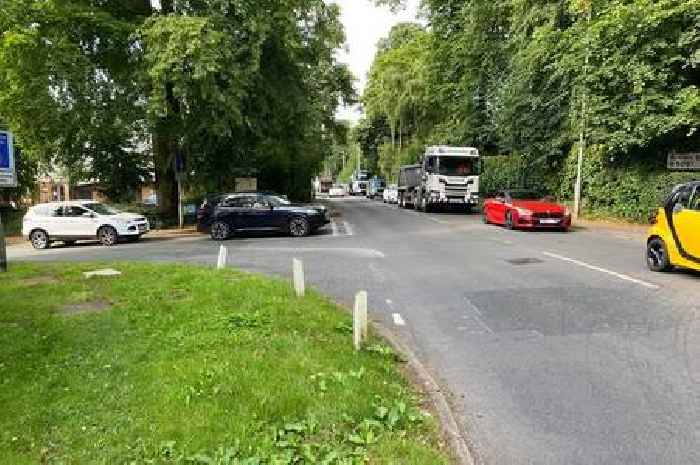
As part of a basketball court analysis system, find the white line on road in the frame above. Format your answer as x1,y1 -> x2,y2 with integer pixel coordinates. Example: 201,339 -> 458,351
386,299 -> 393,305
331,221 -> 339,237
392,313 -> 406,326
343,221 -> 354,236
542,251 -> 660,290
236,246 -> 385,258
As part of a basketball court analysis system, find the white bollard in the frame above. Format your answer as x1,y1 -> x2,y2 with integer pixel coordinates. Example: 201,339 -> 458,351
217,245 -> 228,269
353,290 -> 368,351
293,258 -> 305,297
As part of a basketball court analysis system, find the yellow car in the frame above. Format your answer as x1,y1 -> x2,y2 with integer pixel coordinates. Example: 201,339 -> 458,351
647,181 -> 700,272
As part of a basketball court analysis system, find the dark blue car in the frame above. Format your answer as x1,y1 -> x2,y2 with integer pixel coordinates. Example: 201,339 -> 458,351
197,192 -> 330,240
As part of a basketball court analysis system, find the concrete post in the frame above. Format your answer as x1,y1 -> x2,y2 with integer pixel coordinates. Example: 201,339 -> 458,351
353,290 -> 368,350
293,258 -> 305,297
216,245 -> 227,269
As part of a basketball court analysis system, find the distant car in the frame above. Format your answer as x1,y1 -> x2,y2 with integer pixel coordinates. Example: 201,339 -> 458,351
199,192 -> 330,240
22,201 -> 150,249
482,190 -> 571,231
646,181 -> 700,272
329,185 -> 345,197
383,185 -> 398,204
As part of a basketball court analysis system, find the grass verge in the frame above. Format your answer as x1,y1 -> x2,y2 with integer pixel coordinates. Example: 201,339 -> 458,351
0,262 -> 448,465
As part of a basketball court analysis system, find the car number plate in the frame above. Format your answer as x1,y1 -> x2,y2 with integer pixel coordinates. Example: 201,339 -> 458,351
539,219 -> 560,225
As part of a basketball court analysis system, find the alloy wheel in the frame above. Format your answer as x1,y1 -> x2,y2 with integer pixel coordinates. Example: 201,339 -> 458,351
30,230 -> 49,250
99,227 -> 117,246
210,221 -> 230,241
289,217 -> 310,237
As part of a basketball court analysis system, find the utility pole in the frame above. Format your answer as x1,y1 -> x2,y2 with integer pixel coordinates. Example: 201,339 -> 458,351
0,211 -> 7,272
573,4 -> 592,222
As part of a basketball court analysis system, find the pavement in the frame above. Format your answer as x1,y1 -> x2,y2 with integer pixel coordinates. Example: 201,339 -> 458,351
6,197 -> 700,465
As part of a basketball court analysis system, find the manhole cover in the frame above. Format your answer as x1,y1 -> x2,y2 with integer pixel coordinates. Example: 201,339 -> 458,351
507,258 -> 544,265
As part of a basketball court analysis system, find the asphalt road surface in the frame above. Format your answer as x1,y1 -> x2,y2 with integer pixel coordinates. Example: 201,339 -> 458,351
7,198 -> 700,465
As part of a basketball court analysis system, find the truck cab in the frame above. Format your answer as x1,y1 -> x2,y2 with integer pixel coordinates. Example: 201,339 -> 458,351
398,146 -> 480,212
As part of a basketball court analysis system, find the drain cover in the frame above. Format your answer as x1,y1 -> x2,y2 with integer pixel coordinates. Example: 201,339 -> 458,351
507,258 -> 544,265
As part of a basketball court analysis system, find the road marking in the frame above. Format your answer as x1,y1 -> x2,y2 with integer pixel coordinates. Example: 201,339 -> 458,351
331,221 -> 339,237
424,215 -> 448,225
542,251 -> 660,290
237,246 -> 384,258
343,221 -> 354,236
386,299 -> 393,305
392,313 -> 406,326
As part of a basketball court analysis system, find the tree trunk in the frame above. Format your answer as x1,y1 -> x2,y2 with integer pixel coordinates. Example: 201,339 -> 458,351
153,131 -> 178,224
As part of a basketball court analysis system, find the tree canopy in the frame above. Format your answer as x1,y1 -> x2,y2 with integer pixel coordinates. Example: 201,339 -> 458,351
0,0 -> 354,210
361,0 -> 699,187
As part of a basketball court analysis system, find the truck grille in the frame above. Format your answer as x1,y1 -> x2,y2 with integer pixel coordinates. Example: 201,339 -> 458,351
445,186 -> 469,197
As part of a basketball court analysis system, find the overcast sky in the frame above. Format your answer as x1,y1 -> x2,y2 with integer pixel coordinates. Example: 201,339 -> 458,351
333,0 -> 421,121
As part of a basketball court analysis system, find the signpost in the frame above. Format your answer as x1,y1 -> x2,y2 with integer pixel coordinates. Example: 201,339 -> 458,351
0,130 -> 15,272
668,152 -> 700,171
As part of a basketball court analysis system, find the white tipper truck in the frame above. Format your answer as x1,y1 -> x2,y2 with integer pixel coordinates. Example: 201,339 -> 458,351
398,146 -> 480,212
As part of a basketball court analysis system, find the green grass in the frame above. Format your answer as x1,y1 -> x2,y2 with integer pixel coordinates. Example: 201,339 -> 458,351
0,263 -> 448,465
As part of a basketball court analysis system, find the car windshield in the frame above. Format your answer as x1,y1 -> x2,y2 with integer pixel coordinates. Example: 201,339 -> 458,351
438,157 -> 478,176
84,203 -> 120,215
509,191 -> 543,200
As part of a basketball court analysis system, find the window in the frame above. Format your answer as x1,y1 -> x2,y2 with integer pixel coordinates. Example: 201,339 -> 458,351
671,186 -> 692,212
425,157 -> 436,173
84,203 -> 119,215
690,187 -> 700,211
63,206 -> 88,217
222,195 -> 255,208
437,157 -> 478,176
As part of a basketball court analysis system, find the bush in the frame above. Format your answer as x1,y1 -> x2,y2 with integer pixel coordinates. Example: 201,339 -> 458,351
560,145 -> 699,222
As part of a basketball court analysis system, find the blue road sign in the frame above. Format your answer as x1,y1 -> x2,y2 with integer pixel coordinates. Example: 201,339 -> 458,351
0,132 -> 10,169
0,130 -> 17,188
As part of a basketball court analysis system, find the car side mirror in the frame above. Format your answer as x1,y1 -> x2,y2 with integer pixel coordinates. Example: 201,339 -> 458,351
672,203 -> 684,214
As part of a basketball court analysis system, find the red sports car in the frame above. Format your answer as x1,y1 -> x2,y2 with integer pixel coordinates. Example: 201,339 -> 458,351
482,190 -> 572,231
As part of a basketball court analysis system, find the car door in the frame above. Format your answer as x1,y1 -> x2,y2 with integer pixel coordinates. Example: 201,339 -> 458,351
41,204 -> 65,236
62,205 -> 96,237
217,195 -> 254,230
489,191 -> 507,224
260,195 -> 290,230
673,185 -> 700,261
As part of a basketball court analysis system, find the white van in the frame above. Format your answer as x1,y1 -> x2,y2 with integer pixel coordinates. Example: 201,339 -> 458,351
22,201 -> 150,249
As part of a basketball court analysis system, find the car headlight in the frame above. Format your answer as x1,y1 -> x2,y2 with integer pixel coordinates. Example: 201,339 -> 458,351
516,207 -> 533,216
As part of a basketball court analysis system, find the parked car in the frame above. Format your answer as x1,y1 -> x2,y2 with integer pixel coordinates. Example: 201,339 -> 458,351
646,181 -> 700,272
383,185 -> 398,204
482,190 -> 571,231
198,192 -> 330,240
329,185 -> 346,198
22,201 -> 150,249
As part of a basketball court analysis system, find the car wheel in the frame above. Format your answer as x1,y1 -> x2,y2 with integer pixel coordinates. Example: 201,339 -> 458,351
98,226 -> 118,246
647,237 -> 672,272
210,221 -> 230,241
505,211 -> 515,230
289,217 -> 311,237
30,230 -> 50,250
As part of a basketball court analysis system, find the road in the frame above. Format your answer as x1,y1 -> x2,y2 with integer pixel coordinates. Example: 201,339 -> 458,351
7,197 -> 700,465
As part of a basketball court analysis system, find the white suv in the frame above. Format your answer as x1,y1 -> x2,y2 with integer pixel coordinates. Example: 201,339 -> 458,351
23,201 -> 150,249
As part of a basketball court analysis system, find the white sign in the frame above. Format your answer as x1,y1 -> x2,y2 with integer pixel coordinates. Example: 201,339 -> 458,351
0,130 -> 17,188
668,152 -> 700,171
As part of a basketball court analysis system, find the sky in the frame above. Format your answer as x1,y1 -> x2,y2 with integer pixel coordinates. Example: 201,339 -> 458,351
333,0 -> 421,122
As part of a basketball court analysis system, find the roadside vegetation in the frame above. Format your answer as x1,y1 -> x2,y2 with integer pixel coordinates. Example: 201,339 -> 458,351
350,0 -> 699,222
0,263 -> 448,465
